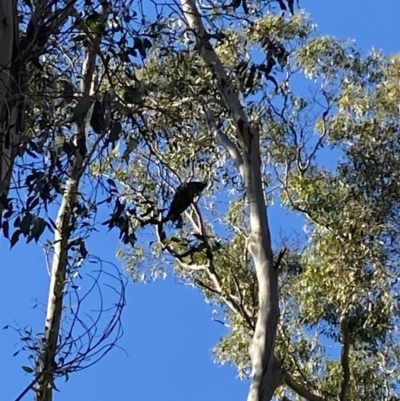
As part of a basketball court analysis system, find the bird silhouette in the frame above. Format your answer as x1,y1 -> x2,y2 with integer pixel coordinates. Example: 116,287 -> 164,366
165,181 -> 207,226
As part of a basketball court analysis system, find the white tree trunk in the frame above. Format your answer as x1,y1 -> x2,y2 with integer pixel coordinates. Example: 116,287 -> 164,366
35,6 -> 107,398
35,159 -> 85,401
180,1 -> 282,400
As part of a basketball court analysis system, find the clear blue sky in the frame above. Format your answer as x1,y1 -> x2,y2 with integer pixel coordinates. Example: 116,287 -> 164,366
1,1 -> 400,400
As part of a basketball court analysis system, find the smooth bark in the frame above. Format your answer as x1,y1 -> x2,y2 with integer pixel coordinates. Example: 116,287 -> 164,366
35,4 -> 108,399
180,1 -> 281,400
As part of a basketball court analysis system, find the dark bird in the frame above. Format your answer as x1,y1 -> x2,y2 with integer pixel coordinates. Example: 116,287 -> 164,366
164,181 -> 207,226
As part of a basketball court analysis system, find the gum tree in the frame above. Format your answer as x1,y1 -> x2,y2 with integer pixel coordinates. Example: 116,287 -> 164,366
106,2 -> 400,401
2,1 -> 150,400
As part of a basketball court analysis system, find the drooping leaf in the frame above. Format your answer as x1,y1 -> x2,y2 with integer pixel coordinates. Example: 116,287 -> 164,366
71,97 -> 93,123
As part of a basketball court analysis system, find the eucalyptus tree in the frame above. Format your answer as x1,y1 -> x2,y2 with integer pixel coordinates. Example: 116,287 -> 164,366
1,1 -> 152,400
101,3 -> 400,401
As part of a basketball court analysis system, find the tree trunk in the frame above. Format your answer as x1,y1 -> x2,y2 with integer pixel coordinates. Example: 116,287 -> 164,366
180,1 -> 282,400
35,157 -> 85,401
0,0 -> 75,226
35,9 -> 105,398
0,0 -> 21,223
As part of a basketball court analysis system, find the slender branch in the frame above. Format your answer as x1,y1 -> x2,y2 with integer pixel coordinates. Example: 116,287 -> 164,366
195,267 -> 252,319
178,262 -> 208,271
232,273 -> 255,330
284,372 -> 327,401
195,278 -> 220,295
180,0 -> 253,152
279,324 -> 336,400
274,247 -> 287,269
14,373 -> 43,401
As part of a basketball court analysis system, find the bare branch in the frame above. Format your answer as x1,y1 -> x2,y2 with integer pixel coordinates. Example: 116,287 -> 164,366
14,373 -> 43,401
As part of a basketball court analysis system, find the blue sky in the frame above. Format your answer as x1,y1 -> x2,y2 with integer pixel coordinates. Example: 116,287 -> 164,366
2,1 -> 400,400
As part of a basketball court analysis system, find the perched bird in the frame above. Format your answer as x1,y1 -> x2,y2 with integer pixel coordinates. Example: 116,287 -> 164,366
164,181 -> 207,226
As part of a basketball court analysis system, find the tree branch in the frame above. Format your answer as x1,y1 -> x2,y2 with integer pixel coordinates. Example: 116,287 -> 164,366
181,0 -> 254,152
203,108 -> 244,177
284,372 -> 327,401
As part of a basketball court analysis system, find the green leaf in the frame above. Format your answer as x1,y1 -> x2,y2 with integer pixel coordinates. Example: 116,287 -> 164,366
86,12 -> 103,33
109,122 -> 122,143
62,80 -> 75,104
3,220 -> 9,239
71,97 -> 93,123
79,241 -> 88,259
22,366 -> 34,373
107,178 -> 117,188
10,230 -> 21,248
31,217 -> 47,243
19,213 -> 32,235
